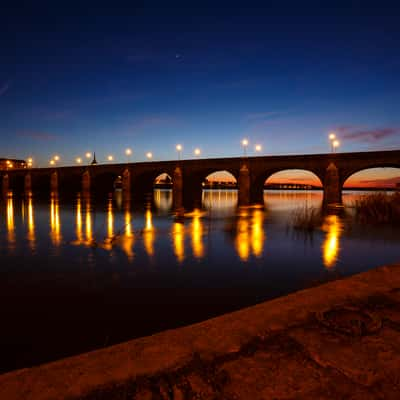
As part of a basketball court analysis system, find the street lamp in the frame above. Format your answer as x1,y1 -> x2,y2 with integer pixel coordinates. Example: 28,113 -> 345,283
107,155 -> 114,162
176,144 -> 182,160
85,152 -> 91,159
255,144 -> 262,153
125,148 -> 132,163
329,133 -> 336,153
146,152 -> 153,160
194,148 -> 201,157
76,157 -> 82,164
27,157 -> 33,168
53,155 -> 60,162
50,159 -> 55,166
333,140 -> 340,153
241,138 -> 249,156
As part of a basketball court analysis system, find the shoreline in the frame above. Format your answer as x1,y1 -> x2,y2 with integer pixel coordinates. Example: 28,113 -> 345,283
1,262 -> 400,399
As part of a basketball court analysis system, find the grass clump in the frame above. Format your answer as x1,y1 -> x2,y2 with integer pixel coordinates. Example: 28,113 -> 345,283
354,192 -> 400,224
292,206 -> 321,231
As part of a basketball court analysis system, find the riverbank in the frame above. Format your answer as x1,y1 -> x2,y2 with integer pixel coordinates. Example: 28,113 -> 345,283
1,263 -> 400,399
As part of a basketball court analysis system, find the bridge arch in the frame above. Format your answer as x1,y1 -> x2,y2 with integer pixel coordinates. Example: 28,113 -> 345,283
202,170 -> 238,211
341,163 -> 400,188
202,170 -> 238,188
131,168 -> 175,206
342,167 -> 400,190
153,173 -> 173,212
178,168 -> 239,211
264,169 -> 323,189
252,168 -> 324,205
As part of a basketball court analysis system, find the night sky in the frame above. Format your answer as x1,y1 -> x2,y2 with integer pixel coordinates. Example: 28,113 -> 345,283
1,2 -> 399,185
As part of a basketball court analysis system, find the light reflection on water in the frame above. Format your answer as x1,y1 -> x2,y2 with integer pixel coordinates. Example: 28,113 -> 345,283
143,206 -> 155,257
50,194 -> 62,246
172,220 -> 185,263
321,215 -> 342,269
191,209 -> 204,259
1,189 -> 399,373
1,189 -> 399,269
27,195 -> 36,251
6,195 -> 15,250
122,202 -> 135,262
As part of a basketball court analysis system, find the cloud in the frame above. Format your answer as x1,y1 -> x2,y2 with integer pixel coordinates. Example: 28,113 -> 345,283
267,177 -> 322,186
0,81 -> 11,97
17,132 -> 58,141
345,176 -> 400,188
360,177 -> 400,185
333,126 -> 399,143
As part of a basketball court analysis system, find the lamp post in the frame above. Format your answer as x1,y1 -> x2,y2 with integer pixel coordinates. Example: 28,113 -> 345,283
255,144 -> 262,154
241,138 -> 249,156
27,158 -> 33,168
107,155 -> 114,162
333,140 -> 340,153
329,133 -> 336,153
176,144 -> 182,160
125,148 -> 132,162
194,148 -> 201,158
146,152 -> 153,161
76,157 -> 82,164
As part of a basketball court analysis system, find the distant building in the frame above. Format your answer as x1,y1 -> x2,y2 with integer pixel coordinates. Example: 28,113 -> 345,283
0,158 -> 26,170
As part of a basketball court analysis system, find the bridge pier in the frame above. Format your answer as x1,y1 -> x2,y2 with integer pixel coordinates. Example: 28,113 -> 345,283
2,174 -> 9,197
250,180 -> 264,206
24,173 -> 32,194
173,166 -> 184,213
122,169 -> 131,201
182,175 -> 202,211
323,162 -> 342,206
82,170 -> 90,196
51,172 -> 58,193
238,162 -> 250,207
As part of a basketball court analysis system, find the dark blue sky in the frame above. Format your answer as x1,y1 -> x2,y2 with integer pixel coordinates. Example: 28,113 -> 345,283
1,1 -> 399,169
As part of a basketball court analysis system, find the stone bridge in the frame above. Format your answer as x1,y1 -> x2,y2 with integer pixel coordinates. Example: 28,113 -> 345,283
1,150 -> 399,210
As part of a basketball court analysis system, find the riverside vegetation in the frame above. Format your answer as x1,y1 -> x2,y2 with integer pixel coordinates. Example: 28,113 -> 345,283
353,192 -> 400,224
291,192 -> 400,231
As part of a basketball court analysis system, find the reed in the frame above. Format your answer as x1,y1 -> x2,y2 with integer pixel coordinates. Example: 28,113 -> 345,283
291,206 -> 321,231
353,192 -> 400,224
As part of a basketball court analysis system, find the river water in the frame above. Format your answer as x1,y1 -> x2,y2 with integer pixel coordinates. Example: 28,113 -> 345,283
0,189 -> 399,373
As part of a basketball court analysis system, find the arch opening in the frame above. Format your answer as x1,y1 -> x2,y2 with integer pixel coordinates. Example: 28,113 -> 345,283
264,169 -> 323,190
343,167 -> 400,190
342,167 -> 400,207
153,173 -> 173,212
263,169 -> 323,210
202,170 -> 238,212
